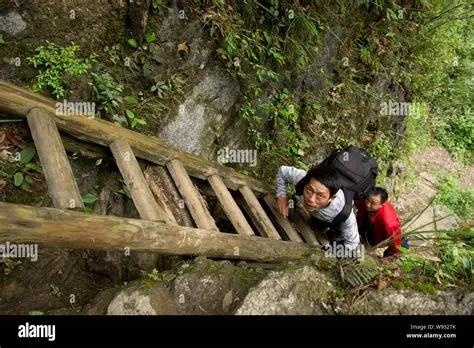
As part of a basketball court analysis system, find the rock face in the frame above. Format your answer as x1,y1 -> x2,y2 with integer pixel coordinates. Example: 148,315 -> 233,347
404,205 -> 460,233
107,282 -> 177,315
344,288 -> 474,315
158,69 -> 246,159
102,257 -> 264,315
172,258 -> 260,315
235,266 -> 337,315
87,257 -> 472,316
0,12 -> 27,35
152,15 -> 248,160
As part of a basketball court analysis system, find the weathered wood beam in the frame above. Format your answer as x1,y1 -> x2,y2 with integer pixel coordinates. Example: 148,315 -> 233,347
262,195 -> 303,243
208,174 -> 255,236
0,80 -> 273,195
239,185 -> 281,240
166,159 -> 219,231
61,133 -> 111,159
0,202 -> 311,262
291,210 -> 320,246
143,167 -> 179,226
297,203 -> 329,245
26,108 -> 83,209
110,139 -> 169,223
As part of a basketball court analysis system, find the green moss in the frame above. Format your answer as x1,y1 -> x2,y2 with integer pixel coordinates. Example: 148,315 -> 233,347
391,278 -> 438,296
237,267 -> 267,286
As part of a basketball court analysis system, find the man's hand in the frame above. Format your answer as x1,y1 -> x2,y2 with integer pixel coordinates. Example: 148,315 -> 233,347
276,196 -> 289,219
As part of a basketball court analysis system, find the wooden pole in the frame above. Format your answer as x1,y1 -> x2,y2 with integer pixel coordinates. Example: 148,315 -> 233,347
143,167 -> 178,226
0,202 -> 311,262
166,159 -> 219,231
291,211 -> 320,246
239,185 -> 281,240
208,174 -> 255,236
110,139 -> 169,223
26,108 -> 83,209
262,195 -> 303,243
0,80 -> 273,195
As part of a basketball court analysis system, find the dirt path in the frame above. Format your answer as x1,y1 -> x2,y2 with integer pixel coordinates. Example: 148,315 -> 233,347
393,146 -> 473,222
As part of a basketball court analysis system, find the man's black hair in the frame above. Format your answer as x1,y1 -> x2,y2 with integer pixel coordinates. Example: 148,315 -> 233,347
299,164 -> 340,197
366,187 -> 388,204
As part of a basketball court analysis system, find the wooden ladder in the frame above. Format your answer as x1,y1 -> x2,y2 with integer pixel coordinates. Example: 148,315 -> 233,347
0,79 -> 321,262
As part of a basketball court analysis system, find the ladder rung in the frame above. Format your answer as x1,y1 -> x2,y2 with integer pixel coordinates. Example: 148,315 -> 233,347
239,185 -> 281,240
291,210 -> 320,246
110,139 -> 169,222
26,108 -> 83,209
166,159 -> 219,231
262,195 -> 303,243
208,174 -> 255,236
297,204 -> 329,245
143,167 -> 178,226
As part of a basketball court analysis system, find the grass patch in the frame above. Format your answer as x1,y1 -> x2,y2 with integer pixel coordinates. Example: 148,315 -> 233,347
390,278 -> 438,296
433,173 -> 474,221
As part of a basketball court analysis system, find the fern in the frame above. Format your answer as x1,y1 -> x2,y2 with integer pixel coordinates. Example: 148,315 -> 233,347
341,263 -> 380,287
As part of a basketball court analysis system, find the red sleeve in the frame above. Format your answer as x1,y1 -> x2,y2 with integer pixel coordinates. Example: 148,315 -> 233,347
383,216 -> 402,254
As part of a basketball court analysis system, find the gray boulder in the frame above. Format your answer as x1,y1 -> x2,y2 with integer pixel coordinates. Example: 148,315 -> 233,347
235,266 -> 338,315
345,288 -> 474,315
106,282 -> 177,315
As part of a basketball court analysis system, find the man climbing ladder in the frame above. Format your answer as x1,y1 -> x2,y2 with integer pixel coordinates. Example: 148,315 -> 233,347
275,163 -> 360,252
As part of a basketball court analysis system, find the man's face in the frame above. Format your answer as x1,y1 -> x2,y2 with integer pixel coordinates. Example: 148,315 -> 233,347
302,178 -> 334,212
365,194 -> 383,211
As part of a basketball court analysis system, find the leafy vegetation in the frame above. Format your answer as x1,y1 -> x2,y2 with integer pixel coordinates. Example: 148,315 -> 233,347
397,236 -> 473,288
150,74 -> 185,102
412,1 -> 473,163
0,145 -> 41,192
90,72 -> 146,129
27,41 -> 97,98
199,0 -> 323,169
433,173 -> 474,221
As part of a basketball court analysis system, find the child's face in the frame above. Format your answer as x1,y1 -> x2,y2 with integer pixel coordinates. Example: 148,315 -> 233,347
302,178 -> 334,211
365,194 -> 383,211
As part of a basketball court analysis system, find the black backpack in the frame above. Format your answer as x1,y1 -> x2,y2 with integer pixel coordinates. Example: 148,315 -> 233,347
294,146 -> 378,227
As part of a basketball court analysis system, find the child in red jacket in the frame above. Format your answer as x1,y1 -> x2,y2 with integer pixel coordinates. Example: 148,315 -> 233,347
356,187 -> 408,258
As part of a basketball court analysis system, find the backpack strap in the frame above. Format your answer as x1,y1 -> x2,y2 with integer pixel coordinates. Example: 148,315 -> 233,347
331,189 -> 354,227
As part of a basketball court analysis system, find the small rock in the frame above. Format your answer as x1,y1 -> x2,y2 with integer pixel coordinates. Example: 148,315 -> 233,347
0,12 -> 27,36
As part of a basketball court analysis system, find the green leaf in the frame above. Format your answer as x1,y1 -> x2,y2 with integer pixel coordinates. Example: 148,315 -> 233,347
124,96 -> 139,104
128,39 -> 137,48
118,186 -> 132,199
20,182 -> 32,192
14,172 -> 24,187
20,146 -> 36,164
81,193 -> 98,204
125,109 -> 135,120
0,34 -> 4,45
83,206 -> 94,214
24,175 -> 33,185
134,118 -> 147,125
29,310 -> 45,315
145,32 -> 156,43
25,163 -> 42,172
